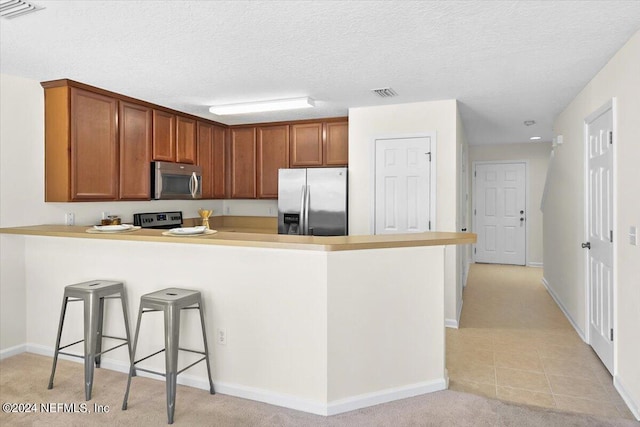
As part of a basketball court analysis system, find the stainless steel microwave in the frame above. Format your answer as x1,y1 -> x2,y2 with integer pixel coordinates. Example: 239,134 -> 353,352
151,161 -> 202,200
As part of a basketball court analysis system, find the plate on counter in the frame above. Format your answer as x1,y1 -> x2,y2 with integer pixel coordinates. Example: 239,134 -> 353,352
87,224 -> 140,233
162,227 -> 217,237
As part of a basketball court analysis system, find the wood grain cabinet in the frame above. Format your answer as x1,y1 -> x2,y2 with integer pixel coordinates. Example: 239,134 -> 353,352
257,125 -> 289,199
324,121 -> 348,166
176,116 -> 196,164
290,120 -> 348,167
119,101 -> 152,200
290,122 -> 323,167
198,122 -> 227,199
43,84 -> 119,201
152,110 -> 176,162
230,127 -> 257,199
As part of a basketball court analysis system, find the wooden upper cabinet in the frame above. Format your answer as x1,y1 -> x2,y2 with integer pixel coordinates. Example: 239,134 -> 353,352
198,121 -> 226,199
324,121 -> 348,166
290,123 -> 323,167
257,125 -> 289,199
212,125 -> 227,199
119,101 -> 152,200
176,115 -> 196,164
70,87 -> 119,200
152,110 -> 176,162
197,122 -> 214,199
230,127 -> 257,199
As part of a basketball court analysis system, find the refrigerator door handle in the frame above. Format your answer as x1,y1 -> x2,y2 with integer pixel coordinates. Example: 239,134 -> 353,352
304,185 -> 310,235
299,185 -> 306,235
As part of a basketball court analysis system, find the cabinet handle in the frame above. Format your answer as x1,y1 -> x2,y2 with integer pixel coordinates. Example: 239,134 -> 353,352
190,172 -> 198,198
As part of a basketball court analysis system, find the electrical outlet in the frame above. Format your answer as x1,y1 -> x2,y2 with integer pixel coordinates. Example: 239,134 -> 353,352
217,328 -> 227,345
225,207 -> 230,215
268,207 -> 273,215
65,213 -> 75,226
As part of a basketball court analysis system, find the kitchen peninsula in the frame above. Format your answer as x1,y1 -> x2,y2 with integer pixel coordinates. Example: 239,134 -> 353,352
0,225 -> 474,415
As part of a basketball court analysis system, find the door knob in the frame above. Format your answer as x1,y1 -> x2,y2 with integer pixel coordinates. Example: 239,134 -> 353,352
520,210 -> 524,214
581,242 -> 591,249
520,218 -> 524,222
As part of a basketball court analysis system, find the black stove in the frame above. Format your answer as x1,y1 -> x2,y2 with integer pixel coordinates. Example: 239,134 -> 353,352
133,211 -> 183,229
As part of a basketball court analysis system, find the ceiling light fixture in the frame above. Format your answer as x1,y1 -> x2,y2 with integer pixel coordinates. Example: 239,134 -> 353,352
209,97 -> 315,115
524,120 -> 536,126
530,136 -> 542,141
0,0 -> 43,19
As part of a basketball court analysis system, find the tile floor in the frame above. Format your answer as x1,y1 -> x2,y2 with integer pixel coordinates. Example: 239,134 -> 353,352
446,263 -> 636,420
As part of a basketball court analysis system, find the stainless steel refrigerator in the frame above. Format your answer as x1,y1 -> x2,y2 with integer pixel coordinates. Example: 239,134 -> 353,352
278,167 -> 348,236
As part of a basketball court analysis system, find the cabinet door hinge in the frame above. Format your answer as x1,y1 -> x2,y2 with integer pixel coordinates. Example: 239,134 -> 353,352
474,247 -> 477,254
428,220 -> 431,230
610,328 -> 614,341
608,131 -> 613,145
610,230 -> 613,243
426,152 -> 432,162
474,209 -> 477,215
474,171 -> 477,177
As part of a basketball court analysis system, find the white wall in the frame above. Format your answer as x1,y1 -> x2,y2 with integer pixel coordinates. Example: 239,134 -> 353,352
470,142 -> 551,266
347,100 -> 462,325
543,31 -> 640,419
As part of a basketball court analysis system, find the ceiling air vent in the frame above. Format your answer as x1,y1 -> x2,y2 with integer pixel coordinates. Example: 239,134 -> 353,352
371,88 -> 398,98
0,0 -> 43,19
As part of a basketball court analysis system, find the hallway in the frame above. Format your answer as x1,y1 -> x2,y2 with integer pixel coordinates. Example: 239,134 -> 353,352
446,264 -> 635,420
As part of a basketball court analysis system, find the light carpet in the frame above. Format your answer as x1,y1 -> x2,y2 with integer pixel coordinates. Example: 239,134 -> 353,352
1,353 -> 637,426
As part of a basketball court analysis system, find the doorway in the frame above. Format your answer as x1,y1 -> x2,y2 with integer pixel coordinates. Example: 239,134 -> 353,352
585,100 -> 615,374
473,161 -> 527,265
374,135 -> 435,234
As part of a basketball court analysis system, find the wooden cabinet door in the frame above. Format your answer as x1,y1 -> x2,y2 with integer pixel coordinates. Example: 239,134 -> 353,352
257,125 -> 289,199
290,122 -> 323,167
324,121 -> 348,166
197,122 -> 214,199
119,101 -> 152,200
176,115 -> 196,164
70,88 -> 118,200
230,127 -> 257,198
212,125 -> 227,199
152,110 -> 175,161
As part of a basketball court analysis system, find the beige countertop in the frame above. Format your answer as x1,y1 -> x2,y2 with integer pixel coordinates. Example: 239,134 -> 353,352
0,224 -> 476,252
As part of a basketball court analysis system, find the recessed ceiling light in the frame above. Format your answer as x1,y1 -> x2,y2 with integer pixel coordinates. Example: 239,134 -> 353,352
209,97 -> 315,115
524,120 -> 536,126
530,136 -> 542,141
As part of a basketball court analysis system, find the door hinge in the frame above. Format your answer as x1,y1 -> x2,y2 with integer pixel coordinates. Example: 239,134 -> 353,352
474,209 -> 476,215
474,171 -> 477,177
474,247 -> 477,254
610,230 -> 613,243
428,220 -> 431,230
426,152 -> 432,162
610,328 -> 614,341
608,131 -> 613,145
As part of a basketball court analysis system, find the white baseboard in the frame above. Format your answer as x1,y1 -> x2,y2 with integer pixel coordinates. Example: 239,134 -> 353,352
527,262 -> 543,268
463,261 -> 472,288
0,344 -> 27,361
19,344 -> 446,416
614,375 -> 640,421
541,278 -> 586,341
445,299 -> 463,329
326,378 -> 447,416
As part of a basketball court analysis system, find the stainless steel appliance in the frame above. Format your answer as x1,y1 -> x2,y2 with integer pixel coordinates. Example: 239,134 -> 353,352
278,167 -> 348,236
133,211 -> 183,229
151,161 -> 202,200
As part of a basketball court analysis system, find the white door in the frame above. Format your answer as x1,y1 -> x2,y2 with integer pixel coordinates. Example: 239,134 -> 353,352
586,103 -> 614,373
375,137 -> 431,234
474,162 -> 526,265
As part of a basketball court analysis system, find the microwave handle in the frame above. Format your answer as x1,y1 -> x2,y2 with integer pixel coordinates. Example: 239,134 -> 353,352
190,172 -> 197,198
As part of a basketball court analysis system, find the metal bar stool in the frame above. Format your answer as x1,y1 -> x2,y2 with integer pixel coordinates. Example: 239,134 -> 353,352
122,288 -> 215,425
48,280 -> 133,400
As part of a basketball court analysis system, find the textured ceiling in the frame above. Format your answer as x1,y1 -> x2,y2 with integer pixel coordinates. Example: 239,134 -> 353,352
1,1 -> 639,145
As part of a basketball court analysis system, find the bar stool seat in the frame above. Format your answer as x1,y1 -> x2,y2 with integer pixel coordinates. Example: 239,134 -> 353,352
48,280 -> 133,401
122,287 -> 215,424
